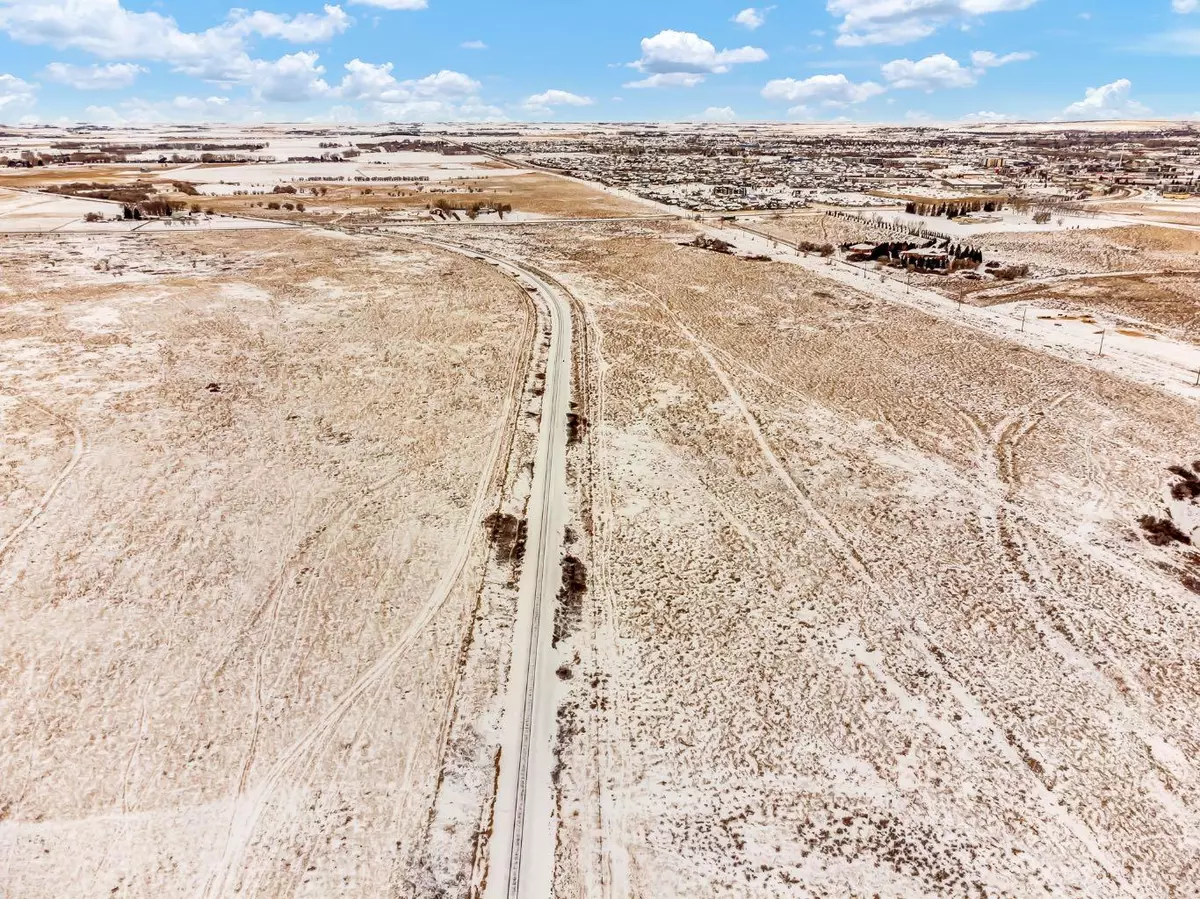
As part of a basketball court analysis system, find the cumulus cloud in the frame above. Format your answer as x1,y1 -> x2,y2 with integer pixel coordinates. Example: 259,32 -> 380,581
960,110 -> 1014,122
249,51 -> 332,102
333,60 -> 497,119
828,0 -> 1039,46
224,5 -> 351,42
627,29 -> 766,87
0,0 -> 352,86
701,105 -> 737,122
882,53 -> 978,89
460,39 -> 487,49
1174,0 -> 1198,11
524,89 -> 593,108
1062,78 -> 1150,119
732,7 -> 773,29
762,73 -> 885,110
0,72 -> 38,112
43,61 -> 146,90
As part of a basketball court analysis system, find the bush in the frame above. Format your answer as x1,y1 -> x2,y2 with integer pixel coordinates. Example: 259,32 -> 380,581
267,201 -> 281,210
172,181 -> 200,196
139,198 -> 179,217
993,264 -> 1030,281
295,202 -> 305,212
84,212 -> 104,223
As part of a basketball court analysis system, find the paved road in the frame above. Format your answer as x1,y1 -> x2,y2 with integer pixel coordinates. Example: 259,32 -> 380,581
414,236 -> 573,899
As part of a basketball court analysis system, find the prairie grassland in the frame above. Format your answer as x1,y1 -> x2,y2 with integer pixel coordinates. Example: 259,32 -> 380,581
442,221 -> 1200,898
0,228 -> 529,898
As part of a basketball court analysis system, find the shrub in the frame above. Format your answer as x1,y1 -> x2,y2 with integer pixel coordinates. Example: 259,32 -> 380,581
992,264 -> 1030,281
84,212 -> 104,223
139,198 -> 179,217
267,201 -> 281,210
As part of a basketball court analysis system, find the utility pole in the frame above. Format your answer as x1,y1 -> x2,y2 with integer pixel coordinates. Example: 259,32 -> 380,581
1098,329 -> 1107,357
1021,306 -> 1028,333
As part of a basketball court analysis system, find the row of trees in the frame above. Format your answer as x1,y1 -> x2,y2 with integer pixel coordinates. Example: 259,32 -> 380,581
904,199 -> 1003,218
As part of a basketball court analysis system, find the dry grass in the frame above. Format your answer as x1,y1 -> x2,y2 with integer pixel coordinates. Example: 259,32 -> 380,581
198,172 -> 648,221
441,221 -> 1200,898
0,228 -> 529,898
989,272 -> 1200,338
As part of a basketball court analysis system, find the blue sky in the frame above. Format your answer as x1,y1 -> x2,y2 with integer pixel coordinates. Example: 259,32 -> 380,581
0,0 -> 1196,125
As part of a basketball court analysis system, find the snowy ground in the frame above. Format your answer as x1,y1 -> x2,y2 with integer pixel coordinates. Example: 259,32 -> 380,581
435,219 -> 1200,898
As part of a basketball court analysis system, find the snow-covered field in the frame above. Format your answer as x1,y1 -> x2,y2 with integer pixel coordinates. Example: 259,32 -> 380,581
436,219 -> 1200,898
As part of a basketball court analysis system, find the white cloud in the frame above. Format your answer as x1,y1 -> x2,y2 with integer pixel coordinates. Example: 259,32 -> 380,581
960,110 -> 1013,122
624,72 -> 706,89
762,73 -> 885,107
630,29 -> 767,79
1062,78 -> 1150,119
333,61 -> 496,119
882,53 -> 978,89
732,7 -> 773,29
370,97 -> 504,121
970,49 -> 1034,68
460,39 -> 487,49
0,1 -> 353,88
1174,0 -> 1198,12
82,94 -> 247,125
224,5 -> 351,42
43,61 -> 146,90
347,0 -> 428,8
701,105 -> 737,122
524,89 -> 593,108
338,61 -> 480,103
250,52 -> 332,102
828,0 -> 1039,46
0,73 -> 38,112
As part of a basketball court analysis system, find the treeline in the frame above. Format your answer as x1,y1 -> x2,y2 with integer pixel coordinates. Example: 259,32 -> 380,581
430,197 -> 513,220
50,142 -> 267,152
904,198 -> 1004,217
300,175 -> 431,183
121,199 -> 184,219
47,181 -> 157,204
